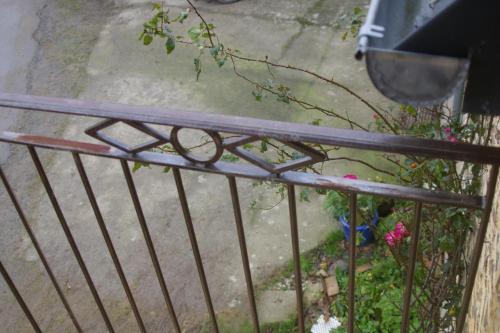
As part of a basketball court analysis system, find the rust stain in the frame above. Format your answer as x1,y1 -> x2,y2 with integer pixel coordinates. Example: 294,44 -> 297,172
17,134 -> 111,154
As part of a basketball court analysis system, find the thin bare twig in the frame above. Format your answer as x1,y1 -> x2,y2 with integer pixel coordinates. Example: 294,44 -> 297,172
185,0 -> 215,47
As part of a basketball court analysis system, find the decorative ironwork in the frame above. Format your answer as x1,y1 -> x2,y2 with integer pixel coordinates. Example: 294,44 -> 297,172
85,120 -> 326,173
85,119 -> 170,154
222,136 -> 326,174
170,127 -> 224,165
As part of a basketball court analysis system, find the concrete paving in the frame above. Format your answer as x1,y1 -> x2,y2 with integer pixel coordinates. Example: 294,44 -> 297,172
0,0 -> 390,332
0,0 -> 45,164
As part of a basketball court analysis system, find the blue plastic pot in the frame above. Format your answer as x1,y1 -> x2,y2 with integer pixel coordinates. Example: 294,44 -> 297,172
339,210 -> 379,246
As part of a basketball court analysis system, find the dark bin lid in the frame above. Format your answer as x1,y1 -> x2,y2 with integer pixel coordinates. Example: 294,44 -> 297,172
357,0 -> 500,115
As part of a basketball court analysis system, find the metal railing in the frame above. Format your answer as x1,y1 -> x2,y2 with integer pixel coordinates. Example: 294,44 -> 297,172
0,92 -> 498,333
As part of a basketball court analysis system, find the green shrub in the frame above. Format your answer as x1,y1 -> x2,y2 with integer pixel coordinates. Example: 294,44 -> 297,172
323,229 -> 345,257
331,256 -> 418,332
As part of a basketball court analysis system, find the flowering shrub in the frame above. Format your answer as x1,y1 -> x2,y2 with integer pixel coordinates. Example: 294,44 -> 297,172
332,256 -> 419,332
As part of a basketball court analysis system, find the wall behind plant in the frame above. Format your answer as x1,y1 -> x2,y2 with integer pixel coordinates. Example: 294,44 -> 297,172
467,124 -> 500,332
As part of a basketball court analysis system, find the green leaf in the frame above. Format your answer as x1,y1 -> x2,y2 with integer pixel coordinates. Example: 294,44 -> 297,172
277,95 -> 290,104
404,105 -> 417,117
260,141 -> 268,153
439,235 -> 455,252
353,7 -> 362,15
310,118 -> 322,126
143,34 -> 153,45
209,46 -> 220,57
163,166 -> 171,173
152,3 -> 162,11
165,37 -> 175,54
263,79 -> 274,89
299,189 -> 310,202
252,89 -> 263,102
177,9 -> 189,23
132,161 -> 142,173
188,27 -> 202,41
221,153 -> 240,162
163,25 -> 173,34
132,161 -> 150,173
216,57 -> 226,68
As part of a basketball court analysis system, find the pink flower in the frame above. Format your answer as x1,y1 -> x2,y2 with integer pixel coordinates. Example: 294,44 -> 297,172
385,222 -> 410,247
343,174 -> 358,180
394,222 -> 410,237
385,231 -> 397,247
444,127 -> 452,134
372,114 -> 379,120
447,135 -> 458,143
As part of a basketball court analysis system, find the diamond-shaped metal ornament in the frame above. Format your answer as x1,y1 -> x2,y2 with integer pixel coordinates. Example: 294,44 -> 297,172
223,136 -> 326,174
85,119 -> 170,153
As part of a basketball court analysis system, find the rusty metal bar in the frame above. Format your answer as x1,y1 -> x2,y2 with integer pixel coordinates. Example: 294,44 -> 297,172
0,259 -> 41,332
1,93 -> 500,165
401,201 -> 423,333
287,184 -> 305,333
171,167 -> 220,333
347,193 -> 357,333
73,153 -> 146,333
0,166 -> 83,332
457,165 -> 499,333
120,160 -> 181,333
227,176 -> 260,333
0,132 -> 484,210
28,146 -> 114,332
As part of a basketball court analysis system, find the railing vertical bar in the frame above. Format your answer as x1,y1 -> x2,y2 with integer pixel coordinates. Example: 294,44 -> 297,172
120,160 -> 181,333
0,259 -> 41,333
457,164 -> 499,333
401,201 -> 423,333
73,153 -> 146,333
171,167 -> 219,333
28,146 -> 115,333
0,166 -> 83,332
227,176 -> 260,333
287,184 -> 305,333
348,192 -> 357,333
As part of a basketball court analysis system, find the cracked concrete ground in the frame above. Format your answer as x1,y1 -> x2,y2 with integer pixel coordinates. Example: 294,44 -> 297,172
0,0 -> 390,332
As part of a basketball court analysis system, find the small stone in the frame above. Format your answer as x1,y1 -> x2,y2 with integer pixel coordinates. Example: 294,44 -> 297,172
324,276 -> 339,297
356,263 -> 373,274
319,261 -> 328,271
316,269 -> 329,278
331,259 -> 348,273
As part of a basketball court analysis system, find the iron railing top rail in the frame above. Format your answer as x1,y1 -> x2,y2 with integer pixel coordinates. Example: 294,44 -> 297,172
1,92 -> 500,165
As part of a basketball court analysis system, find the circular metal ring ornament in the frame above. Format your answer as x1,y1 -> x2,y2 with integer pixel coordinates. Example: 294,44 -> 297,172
170,127 -> 224,165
